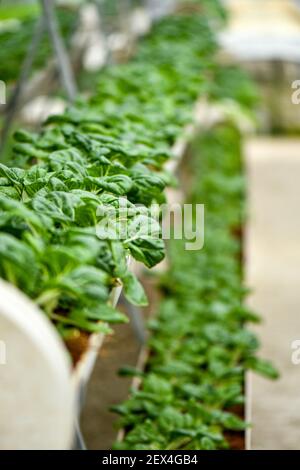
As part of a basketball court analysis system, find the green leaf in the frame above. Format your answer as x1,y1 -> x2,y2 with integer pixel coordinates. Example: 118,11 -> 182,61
85,175 -> 133,195
122,272 -> 148,306
246,357 -> 279,380
31,191 -> 80,223
200,437 -> 217,450
0,163 -> 24,190
53,313 -> 112,334
48,266 -> 109,302
0,233 -> 38,292
118,366 -> 144,378
0,195 -> 51,233
71,303 -> 128,324
110,241 -> 128,278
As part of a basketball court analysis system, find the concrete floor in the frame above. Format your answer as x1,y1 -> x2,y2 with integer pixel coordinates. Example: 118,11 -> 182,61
245,137 -> 300,450
81,321 -> 140,449
81,279 -> 159,449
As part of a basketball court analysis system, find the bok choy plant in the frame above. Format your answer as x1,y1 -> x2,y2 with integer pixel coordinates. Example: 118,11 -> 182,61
0,14 -> 216,343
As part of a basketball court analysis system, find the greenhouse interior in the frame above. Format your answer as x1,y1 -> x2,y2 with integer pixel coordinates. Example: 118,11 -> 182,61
0,0 -> 300,456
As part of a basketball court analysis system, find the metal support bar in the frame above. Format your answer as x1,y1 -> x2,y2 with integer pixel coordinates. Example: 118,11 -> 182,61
72,383 -> 87,450
40,0 -> 77,102
73,419 -> 87,450
0,16 -> 45,155
0,1 -> 78,156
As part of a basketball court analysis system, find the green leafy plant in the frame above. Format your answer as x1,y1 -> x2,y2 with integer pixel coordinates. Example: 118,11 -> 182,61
0,14 -> 217,343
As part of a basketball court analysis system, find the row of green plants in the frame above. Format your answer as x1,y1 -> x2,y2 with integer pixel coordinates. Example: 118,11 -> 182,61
112,124 -> 278,450
0,13 -> 220,344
